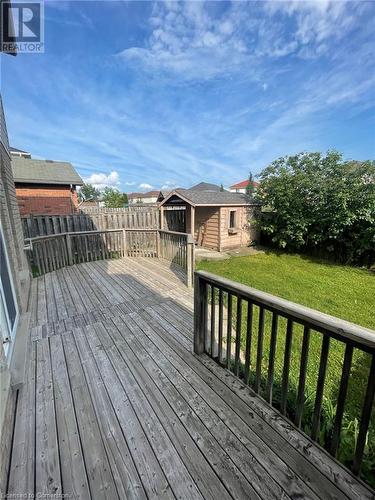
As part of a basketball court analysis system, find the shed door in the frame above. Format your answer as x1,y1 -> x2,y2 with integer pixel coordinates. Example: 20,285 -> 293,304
0,224 -> 19,359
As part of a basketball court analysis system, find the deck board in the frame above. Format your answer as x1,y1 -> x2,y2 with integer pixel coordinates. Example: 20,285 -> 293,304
7,257 -> 373,500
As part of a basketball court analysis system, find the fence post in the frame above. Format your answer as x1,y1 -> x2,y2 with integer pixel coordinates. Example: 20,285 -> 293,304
66,234 -> 73,265
122,229 -> 127,257
194,273 -> 207,354
187,234 -> 194,288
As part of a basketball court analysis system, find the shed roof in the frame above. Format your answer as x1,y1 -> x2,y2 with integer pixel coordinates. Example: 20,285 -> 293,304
160,188 -> 258,207
11,156 -> 83,185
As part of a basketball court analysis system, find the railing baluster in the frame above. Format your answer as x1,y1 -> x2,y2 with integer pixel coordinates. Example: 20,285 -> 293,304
194,275 -> 207,355
295,326 -> 311,428
266,312 -> 278,404
234,297 -> 242,377
244,302 -> 253,386
330,344 -> 354,457
280,319 -> 293,415
210,285 -> 216,357
218,288 -> 223,364
226,293 -> 233,370
311,335 -> 330,441
352,354 -> 375,475
192,270 -> 375,482
255,307 -> 265,393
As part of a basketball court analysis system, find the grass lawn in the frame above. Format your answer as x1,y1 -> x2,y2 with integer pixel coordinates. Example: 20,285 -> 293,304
197,251 -> 375,481
197,251 -> 375,330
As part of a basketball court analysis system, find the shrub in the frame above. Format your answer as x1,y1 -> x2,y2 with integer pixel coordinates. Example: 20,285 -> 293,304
257,152 -> 375,266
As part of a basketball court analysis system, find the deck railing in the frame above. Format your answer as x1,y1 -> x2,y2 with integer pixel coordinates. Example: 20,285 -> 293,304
194,270 -> 375,477
159,230 -> 194,286
26,229 -> 194,286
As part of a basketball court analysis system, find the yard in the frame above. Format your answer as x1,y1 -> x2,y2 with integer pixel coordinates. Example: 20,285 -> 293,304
197,251 -> 375,483
197,251 -> 375,329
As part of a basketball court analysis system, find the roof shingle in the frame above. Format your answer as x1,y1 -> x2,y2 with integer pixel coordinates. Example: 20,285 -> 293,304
11,157 -> 83,185
162,188 -> 258,206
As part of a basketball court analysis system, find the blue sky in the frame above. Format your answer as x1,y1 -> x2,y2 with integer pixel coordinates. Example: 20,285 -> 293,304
1,0 -> 374,192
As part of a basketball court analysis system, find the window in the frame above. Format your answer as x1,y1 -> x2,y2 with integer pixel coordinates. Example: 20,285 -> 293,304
229,210 -> 236,229
0,224 -> 19,358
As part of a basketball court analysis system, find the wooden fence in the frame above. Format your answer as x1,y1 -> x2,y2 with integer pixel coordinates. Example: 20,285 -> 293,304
81,206 -> 157,213
21,210 -> 186,238
194,270 -> 375,477
26,229 -> 194,286
21,211 -> 160,238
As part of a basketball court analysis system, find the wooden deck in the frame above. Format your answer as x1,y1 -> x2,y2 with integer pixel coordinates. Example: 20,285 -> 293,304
7,258 -> 372,499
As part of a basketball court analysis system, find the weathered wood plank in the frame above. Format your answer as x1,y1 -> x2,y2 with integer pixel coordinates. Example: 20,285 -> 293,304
91,322 -> 204,500
35,338 -> 62,496
7,342 -> 36,495
73,327 -> 147,500
61,333 -> 119,499
49,335 -> 90,498
81,323 -> 175,499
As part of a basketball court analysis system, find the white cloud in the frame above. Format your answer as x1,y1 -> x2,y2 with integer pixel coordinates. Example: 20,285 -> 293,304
124,181 -> 135,186
118,1 -> 363,79
161,180 -> 179,190
118,2 -> 252,80
84,170 -> 120,190
139,183 -> 153,190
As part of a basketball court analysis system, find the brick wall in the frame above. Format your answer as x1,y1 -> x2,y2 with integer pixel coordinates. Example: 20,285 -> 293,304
15,183 -> 79,215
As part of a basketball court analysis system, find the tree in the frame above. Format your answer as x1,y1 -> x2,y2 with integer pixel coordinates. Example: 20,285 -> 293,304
246,171 -> 255,196
257,151 -> 375,265
220,183 -> 224,192
102,187 -> 128,208
78,183 -> 101,202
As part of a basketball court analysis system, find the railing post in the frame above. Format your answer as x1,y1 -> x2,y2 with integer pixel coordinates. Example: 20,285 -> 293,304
122,229 -> 127,257
194,273 -> 207,354
187,234 -> 194,288
156,230 -> 161,258
66,233 -> 73,265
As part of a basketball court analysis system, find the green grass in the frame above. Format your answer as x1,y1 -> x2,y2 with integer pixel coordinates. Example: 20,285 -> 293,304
197,251 -> 375,330
197,251 -> 375,483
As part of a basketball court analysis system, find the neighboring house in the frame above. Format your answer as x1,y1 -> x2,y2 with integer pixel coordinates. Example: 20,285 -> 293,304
159,182 -> 260,251
0,97 -> 31,492
9,146 -> 31,158
229,179 -> 259,194
128,190 -> 161,205
11,154 -> 83,215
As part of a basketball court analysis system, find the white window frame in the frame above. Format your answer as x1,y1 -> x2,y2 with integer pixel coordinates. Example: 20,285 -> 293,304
0,222 -> 19,361
229,210 -> 237,229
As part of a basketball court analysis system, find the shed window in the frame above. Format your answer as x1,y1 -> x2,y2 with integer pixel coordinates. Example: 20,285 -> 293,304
229,210 -> 236,229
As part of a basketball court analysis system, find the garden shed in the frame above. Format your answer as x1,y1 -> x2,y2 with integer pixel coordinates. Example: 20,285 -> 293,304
159,184 -> 260,252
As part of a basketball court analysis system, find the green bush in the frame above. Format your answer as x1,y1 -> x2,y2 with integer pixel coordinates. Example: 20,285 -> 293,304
257,151 -> 375,266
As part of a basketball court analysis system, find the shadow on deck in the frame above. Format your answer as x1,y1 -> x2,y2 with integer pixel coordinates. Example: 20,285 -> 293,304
6,258 -> 372,499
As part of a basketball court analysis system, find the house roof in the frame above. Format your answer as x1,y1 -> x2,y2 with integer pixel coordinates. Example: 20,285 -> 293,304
189,182 -> 221,192
128,190 -> 160,199
10,146 -> 30,154
11,156 -> 83,186
230,180 -> 259,189
160,188 -> 258,207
